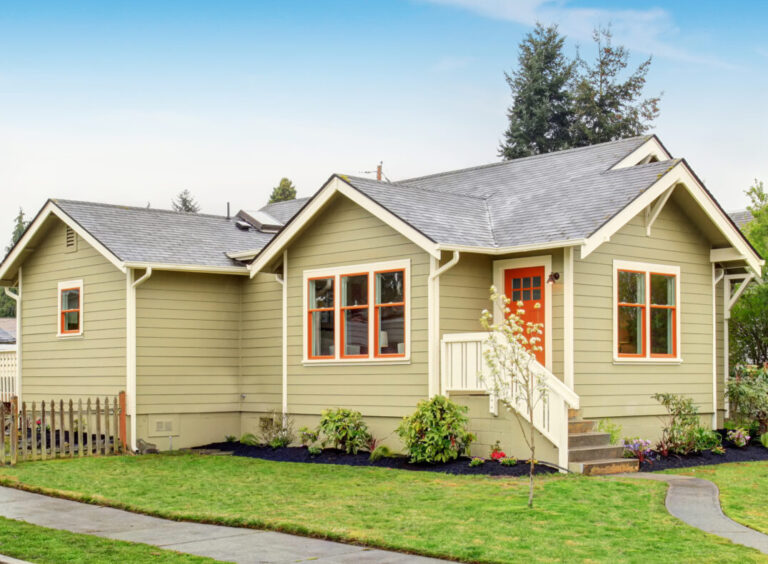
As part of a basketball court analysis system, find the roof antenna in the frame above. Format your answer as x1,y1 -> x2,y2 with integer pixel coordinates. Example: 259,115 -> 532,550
360,161 -> 391,183
226,202 -> 230,220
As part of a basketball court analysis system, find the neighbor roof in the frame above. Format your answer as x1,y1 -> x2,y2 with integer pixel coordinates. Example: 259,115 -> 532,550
0,327 -> 14,344
729,209 -> 753,230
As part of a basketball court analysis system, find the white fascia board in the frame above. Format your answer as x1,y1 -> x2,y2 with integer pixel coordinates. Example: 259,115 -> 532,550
710,247 -> 746,263
581,161 -> 764,275
611,136 -> 672,170
249,176 -> 440,278
123,262 -> 249,275
0,202 -> 126,283
436,239 -> 585,256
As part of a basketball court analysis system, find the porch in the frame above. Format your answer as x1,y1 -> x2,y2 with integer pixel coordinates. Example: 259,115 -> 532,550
0,348 -> 17,404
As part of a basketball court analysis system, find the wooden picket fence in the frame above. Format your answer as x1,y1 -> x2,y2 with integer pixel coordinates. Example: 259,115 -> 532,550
1,392 -> 127,465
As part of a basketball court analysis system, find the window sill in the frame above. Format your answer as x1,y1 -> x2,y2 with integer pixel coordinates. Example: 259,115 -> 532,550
302,357 -> 411,367
57,332 -> 84,339
613,357 -> 682,365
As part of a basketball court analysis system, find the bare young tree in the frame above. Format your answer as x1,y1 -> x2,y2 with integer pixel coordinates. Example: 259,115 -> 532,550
480,286 -> 548,508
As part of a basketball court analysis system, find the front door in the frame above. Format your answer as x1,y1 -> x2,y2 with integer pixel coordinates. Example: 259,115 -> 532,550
504,266 -> 546,365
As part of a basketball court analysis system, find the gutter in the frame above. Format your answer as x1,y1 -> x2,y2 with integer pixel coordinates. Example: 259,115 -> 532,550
428,251 -> 460,397
127,267 -> 153,452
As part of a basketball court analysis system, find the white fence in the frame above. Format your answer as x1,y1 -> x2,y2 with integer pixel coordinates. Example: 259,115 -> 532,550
0,349 -> 17,403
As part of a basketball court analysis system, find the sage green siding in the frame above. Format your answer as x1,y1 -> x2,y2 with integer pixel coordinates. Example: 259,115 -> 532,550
135,271 -> 241,414
241,272 -> 283,412
284,194 -> 430,418
21,220 -> 126,401
573,199 -> 717,422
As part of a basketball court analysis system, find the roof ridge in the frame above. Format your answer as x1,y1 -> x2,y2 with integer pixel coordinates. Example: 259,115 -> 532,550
397,136 -> 650,184
54,198 -> 231,221
343,174 -> 489,201
260,196 -> 311,210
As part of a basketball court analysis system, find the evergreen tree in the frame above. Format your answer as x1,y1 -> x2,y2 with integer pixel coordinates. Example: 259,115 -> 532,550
171,189 -> 200,213
570,26 -> 661,146
499,23 -> 575,160
0,208 -> 28,317
268,178 -> 297,204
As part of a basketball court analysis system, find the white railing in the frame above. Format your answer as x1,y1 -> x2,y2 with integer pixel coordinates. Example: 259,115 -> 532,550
441,332 -> 579,470
0,348 -> 17,403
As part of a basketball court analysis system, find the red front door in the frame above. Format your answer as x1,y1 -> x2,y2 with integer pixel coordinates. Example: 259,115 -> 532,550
504,266 -> 546,365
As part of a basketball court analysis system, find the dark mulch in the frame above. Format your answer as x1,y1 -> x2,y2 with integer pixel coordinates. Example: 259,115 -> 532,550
197,441 -> 559,477
640,433 -> 768,472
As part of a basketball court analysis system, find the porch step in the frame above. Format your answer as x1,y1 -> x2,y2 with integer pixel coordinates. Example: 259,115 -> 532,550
569,444 -> 625,463
568,408 -> 582,420
569,432 -> 612,448
568,419 -> 595,434
570,458 -> 639,476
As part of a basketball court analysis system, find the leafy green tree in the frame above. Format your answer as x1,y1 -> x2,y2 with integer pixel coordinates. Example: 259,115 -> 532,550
268,178 -> 297,204
171,189 -> 200,213
570,26 -> 661,146
0,208 -> 28,317
499,23 -> 576,159
745,179 -> 768,260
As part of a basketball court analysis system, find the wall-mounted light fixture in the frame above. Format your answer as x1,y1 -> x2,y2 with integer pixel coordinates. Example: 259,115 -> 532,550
547,272 -> 560,284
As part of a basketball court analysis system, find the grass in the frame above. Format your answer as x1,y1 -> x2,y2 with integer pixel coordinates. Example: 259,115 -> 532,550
0,515 -> 219,563
0,454 -> 765,563
667,460 -> 768,535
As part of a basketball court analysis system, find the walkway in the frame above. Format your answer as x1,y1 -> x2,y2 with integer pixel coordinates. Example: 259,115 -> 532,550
619,473 -> 768,554
0,486 -> 445,563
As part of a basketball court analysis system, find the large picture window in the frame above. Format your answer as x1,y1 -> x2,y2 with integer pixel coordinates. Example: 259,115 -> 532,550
57,280 -> 83,337
304,261 -> 409,362
614,261 -> 679,361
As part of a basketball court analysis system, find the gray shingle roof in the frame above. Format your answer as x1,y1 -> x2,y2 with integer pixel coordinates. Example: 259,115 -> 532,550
729,209 -> 752,230
54,200 -> 274,268
260,198 -> 310,224
0,327 -> 14,344
343,136 -> 676,249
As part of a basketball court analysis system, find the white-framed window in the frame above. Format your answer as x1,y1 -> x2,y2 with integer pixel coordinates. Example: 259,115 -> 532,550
303,260 -> 410,363
613,260 -> 680,363
57,279 -> 83,337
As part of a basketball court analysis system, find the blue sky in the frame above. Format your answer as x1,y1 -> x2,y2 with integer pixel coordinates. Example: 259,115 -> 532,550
0,0 -> 766,241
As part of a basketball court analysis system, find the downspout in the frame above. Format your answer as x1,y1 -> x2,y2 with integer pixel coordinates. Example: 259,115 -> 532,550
428,251 -> 460,397
274,251 -> 288,417
712,267 -> 724,429
4,273 -> 20,403
127,267 -> 152,452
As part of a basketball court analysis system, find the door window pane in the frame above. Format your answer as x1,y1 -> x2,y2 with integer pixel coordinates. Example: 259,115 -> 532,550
532,276 -> 541,287
651,274 -> 675,306
651,308 -> 674,355
344,309 -> 368,356
310,278 -> 334,308
376,270 -> 404,304
618,306 -> 643,355
512,278 -> 521,289
522,289 -> 531,300
618,271 -> 644,304
342,274 -> 368,306
522,277 -> 531,288
512,290 -> 521,301
378,305 -> 404,355
311,310 -> 334,357
532,288 -> 541,300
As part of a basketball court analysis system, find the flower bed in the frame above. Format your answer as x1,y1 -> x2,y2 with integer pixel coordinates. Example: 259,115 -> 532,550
639,432 -> 768,472
197,442 -> 558,477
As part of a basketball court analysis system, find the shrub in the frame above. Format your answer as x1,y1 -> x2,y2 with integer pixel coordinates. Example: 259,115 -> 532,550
652,393 -> 701,455
369,445 -> 393,462
693,427 -> 722,451
239,433 -> 260,446
596,418 -> 623,445
762,432 -> 768,449
499,457 -> 517,466
298,426 -> 319,447
711,445 -> 726,455
268,436 -> 291,449
469,457 -> 485,467
225,435 -> 237,443
397,395 -> 475,464
727,427 -> 751,448
318,408 -> 371,454
308,445 -> 322,456
727,365 -> 768,435
260,411 -> 296,447
622,437 -> 653,464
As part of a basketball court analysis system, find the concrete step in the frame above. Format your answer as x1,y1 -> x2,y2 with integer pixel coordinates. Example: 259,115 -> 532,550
568,408 -> 582,420
569,444 -> 625,463
568,419 -> 595,434
569,432 -> 612,448
571,458 -> 639,476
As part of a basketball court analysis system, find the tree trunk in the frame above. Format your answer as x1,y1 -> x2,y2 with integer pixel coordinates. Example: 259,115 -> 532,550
528,397 -> 535,509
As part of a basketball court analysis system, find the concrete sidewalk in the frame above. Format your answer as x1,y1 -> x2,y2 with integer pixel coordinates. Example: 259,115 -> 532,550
0,486 -> 446,563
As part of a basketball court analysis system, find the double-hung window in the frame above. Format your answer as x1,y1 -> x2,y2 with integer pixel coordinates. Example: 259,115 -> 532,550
304,260 -> 409,362
614,261 -> 680,361
58,280 -> 83,337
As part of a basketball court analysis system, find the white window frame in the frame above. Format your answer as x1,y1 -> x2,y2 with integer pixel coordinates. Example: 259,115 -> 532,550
57,279 -> 84,338
613,260 -> 681,364
302,259 -> 411,365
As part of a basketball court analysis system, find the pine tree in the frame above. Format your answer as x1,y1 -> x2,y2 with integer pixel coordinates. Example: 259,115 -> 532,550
0,208 -> 28,317
570,26 -> 661,146
268,178 -> 297,204
499,23 -> 576,160
171,189 -> 200,213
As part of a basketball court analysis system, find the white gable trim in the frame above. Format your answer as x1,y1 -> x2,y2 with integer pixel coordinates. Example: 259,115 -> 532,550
611,136 -> 672,170
0,201 -> 126,284
249,176 -> 440,278
581,161 -> 763,276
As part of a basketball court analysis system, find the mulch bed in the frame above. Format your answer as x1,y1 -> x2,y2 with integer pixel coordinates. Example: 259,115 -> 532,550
640,433 -> 768,472
196,441 -> 559,477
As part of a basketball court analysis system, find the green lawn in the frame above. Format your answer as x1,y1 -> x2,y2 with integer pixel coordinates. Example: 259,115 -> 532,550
0,515 -> 219,563
0,455 -> 764,563
667,460 -> 768,535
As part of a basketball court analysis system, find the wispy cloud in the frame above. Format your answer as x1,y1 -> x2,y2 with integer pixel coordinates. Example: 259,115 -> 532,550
431,55 -> 475,72
420,0 -> 735,68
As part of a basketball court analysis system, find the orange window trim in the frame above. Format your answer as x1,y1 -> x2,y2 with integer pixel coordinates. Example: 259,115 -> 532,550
340,273 -> 369,359
307,276 -> 335,360
373,268 -> 406,359
649,272 -> 677,358
60,287 -> 81,334
617,269 -> 646,358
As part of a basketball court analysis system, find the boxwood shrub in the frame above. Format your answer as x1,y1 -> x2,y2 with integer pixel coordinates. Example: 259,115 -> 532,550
397,395 -> 475,464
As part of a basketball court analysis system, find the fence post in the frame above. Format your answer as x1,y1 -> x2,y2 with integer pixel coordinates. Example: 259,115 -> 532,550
31,402 -> 37,460
85,399 -> 91,456
20,401 -> 27,462
0,402 -> 5,465
77,399 -> 83,458
10,397 -> 18,465
50,399 -> 56,459
104,396 -> 110,456
95,398 -> 102,456
41,401 -> 47,461
68,399 -> 74,458
118,391 -> 127,452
